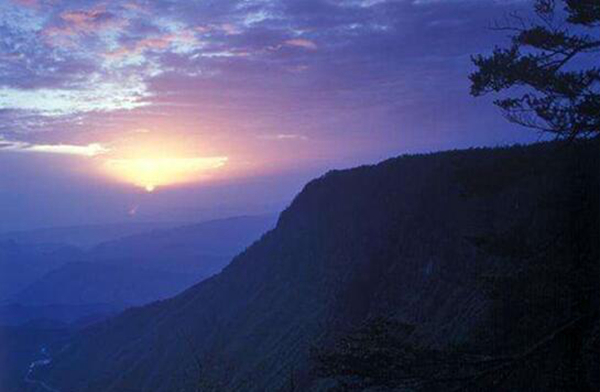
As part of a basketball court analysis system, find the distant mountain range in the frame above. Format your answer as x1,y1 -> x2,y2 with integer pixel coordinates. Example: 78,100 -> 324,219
0,221 -> 189,249
22,140 -> 597,391
0,241 -> 84,301
87,215 -> 279,275
10,262 -> 197,306
0,215 -> 277,326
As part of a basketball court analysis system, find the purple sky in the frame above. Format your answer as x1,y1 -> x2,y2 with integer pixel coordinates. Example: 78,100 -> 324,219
0,0 -> 538,231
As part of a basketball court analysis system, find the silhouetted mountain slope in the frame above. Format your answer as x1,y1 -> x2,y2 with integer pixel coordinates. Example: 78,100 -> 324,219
34,140 -> 598,391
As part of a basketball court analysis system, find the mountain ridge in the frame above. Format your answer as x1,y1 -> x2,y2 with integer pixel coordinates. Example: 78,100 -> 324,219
32,140 -> 599,391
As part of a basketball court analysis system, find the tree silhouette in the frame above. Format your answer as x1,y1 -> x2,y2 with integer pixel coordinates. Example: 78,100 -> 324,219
470,0 -> 599,139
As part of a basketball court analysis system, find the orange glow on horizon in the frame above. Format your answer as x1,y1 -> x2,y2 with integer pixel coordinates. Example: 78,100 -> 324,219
98,134 -> 228,191
104,156 -> 228,191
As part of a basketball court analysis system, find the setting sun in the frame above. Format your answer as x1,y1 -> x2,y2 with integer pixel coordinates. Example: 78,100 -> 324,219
104,156 -> 228,192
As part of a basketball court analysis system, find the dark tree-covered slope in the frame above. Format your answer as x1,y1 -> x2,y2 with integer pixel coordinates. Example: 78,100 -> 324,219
34,140 -> 598,392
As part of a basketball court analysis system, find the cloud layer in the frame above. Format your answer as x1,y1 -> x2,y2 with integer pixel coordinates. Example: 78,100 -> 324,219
0,138 -> 109,156
0,0 -> 538,230
1,0 -> 529,133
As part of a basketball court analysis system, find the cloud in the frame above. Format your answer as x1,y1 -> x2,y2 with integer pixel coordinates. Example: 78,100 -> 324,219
259,133 -> 309,141
27,143 -> 109,156
0,0 -> 530,142
11,0 -> 39,8
0,75 -> 150,115
0,139 -> 109,156
42,7 -> 127,46
105,30 -> 200,60
284,38 -> 318,50
218,23 -> 242,35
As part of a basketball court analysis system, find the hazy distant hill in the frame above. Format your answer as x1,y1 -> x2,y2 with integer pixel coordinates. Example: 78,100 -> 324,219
88,215 -> 278,275
0,302 -> 123,328
1,215 -> 277,326
0,261 -> 198,326
0,241 -> 84,301
25,141 -> 600,391
10,262 -> 198,307
0,221 -> 187,249
0,222 -> 187,302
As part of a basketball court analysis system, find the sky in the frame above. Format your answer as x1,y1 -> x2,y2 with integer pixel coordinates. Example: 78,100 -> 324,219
0,0 -> 538,231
